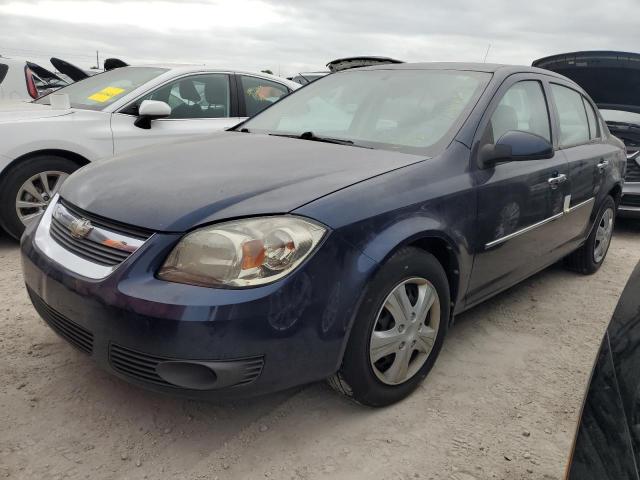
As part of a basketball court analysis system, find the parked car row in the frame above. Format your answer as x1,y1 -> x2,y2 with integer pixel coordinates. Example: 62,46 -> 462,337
0,56 -> 70,101
18,60 -> 626,406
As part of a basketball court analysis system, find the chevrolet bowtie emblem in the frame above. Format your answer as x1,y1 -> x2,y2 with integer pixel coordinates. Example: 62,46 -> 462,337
69,218 -> 93,239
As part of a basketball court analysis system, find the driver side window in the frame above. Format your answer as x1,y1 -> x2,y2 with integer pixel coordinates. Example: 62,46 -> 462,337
485,81 -> 551,144
131,73 -> 230,119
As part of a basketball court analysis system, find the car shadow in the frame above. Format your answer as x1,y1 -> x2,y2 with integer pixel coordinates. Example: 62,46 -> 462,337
0,230 -> 16,249
615,217 -> 640,234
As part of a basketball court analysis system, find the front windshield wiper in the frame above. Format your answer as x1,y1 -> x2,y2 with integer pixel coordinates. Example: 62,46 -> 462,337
269,131 -> 372,148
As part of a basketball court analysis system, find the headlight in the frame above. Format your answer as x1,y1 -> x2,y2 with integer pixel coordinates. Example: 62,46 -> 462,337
158,216 -> 327,288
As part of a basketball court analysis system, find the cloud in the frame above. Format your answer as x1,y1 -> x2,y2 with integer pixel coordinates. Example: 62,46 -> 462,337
0,0 -> 637,76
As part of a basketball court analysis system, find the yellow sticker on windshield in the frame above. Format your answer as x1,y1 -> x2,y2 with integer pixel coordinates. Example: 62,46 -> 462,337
88,86 -> 126,103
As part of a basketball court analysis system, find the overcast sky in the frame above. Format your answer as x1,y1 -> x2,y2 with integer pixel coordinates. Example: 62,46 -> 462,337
0,0 -> 637,76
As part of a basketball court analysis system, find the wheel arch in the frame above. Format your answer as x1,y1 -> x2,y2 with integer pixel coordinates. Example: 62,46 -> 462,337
359,223 -> 468,322
406,236 -> 461,317
0,149 -> 90,179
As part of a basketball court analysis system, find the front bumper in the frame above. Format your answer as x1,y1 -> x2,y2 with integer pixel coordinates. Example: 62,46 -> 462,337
20,216 -> 377,399
619,183 -> 640,218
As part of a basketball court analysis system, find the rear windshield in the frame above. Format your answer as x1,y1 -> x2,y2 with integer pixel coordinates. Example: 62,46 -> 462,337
0,63 -> 7,84
241,69 -> 491,155
35,66 -> 167,110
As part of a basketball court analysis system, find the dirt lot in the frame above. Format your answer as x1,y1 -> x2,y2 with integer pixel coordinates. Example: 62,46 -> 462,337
1,221 -> 639,480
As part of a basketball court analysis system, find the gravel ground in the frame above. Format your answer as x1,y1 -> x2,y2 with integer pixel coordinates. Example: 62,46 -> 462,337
1,220 -> 639,480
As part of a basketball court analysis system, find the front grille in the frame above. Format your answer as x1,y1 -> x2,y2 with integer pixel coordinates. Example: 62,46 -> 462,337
28,288 -> 93,354
49,199 -> 152,267
626,152 -> 640,182
109,343 -> 265,388
50,216 -> 131,266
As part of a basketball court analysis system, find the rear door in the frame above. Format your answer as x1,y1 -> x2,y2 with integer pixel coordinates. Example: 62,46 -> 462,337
466,75 -> 570,306
110,72 -> 242,155
549,82 -> 617,240
236,74 -> 291,119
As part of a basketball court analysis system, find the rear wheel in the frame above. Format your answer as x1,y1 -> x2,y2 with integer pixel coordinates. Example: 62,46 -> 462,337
0,155 -> 77,240
564,195 -> 615,274
328,247 -> 450,407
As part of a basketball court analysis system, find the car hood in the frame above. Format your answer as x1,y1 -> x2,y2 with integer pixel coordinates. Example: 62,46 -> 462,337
533,51 -> 640,113
0,102 -> 72,122
60,132 -> 426,232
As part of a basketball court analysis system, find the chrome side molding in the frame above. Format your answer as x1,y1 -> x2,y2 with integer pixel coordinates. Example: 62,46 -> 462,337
485,197 -> 595,249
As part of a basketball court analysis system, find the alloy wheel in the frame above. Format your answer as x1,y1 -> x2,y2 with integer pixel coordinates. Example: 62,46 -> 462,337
593,207 -> 614,264
15,171 -> 68,227
369,277 -> 440,386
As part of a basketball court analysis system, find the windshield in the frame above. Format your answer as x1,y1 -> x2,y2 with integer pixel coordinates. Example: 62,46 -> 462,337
241,69 -> 490,154
600,109 -> 640,126
35,66 -> 167,110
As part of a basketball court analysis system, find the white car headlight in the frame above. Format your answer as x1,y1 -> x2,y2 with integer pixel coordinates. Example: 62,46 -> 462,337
158,216 -> 327,288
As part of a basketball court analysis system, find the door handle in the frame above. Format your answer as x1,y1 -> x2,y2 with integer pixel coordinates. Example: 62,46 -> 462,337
597,159 -> 610,172
548,174 -> 567,189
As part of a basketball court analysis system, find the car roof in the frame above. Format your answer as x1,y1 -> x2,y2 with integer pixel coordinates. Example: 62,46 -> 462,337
125,64 -> 300,87
362,61 -> 567,76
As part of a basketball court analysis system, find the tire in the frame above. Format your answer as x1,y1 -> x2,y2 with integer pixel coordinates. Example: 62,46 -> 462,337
328,247 -> 450,407
564,195 -> 616,275
0,155 -> 79,240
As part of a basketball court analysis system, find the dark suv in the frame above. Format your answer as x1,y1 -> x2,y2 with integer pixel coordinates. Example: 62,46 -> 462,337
21,63 -> 626,406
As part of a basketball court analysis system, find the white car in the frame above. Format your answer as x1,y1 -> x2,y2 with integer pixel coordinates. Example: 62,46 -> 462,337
0,65 -> 300,238
0,56 -> 69,101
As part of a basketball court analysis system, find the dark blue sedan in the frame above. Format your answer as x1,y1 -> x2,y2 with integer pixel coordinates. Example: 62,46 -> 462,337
21,63 -> 626,406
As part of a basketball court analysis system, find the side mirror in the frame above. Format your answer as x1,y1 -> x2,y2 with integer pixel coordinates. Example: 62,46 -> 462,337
479,130 -> 553,168
134,100 -> 171,129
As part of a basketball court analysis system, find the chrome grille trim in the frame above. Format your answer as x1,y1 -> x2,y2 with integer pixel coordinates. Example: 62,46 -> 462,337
50,202 -> 145,266
34,195 -> 152,279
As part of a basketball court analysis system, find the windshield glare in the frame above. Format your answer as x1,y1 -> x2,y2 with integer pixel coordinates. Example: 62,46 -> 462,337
35,67 -> 168,111
242,69 -> 490,154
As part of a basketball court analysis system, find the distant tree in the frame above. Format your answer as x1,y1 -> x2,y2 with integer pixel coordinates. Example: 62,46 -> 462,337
261,69 -> 274,75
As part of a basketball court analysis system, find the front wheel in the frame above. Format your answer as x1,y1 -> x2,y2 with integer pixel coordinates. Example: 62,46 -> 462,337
0,155 -> 78,240
564,195 -> 616,275
328,247 -> 450,407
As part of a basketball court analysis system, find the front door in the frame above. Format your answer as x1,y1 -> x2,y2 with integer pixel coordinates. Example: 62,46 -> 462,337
466,76 -> 569,307
110,73 -> 242,155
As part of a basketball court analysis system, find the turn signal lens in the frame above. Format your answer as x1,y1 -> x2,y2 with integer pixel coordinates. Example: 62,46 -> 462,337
158,216 -> 326,288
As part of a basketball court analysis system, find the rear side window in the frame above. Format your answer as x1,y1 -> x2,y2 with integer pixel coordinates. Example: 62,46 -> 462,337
0,64 -> 7,84
487,80 -> 551,143
582,97 -> 599,140
240,75 -> 289,117
551,84 -> 590,147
